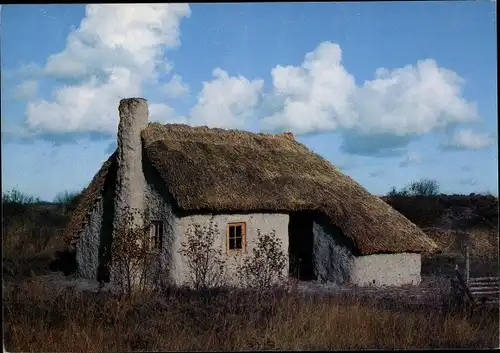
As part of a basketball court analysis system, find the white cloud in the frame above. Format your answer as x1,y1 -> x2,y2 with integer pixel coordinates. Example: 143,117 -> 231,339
261,41 -> 479,137
27,68 -> 141,134
44,4 -> 190,81
441,128 -> 494,150
188,68 -> 264,129
25,4 -> 191,135
353,60 -> 478,135
261,42 -> 357,134
11,80 -> 39,100
162,74 -> 190,98
149,103 -> 187,124
399,152 -> 423,167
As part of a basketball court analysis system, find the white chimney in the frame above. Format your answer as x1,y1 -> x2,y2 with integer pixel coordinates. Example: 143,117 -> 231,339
114,98 -> 148,232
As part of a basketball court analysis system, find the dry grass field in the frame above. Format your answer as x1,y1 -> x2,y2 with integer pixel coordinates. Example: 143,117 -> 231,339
3,279 -> 499,351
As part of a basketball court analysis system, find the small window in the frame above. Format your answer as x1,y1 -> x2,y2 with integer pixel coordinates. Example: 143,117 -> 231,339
150,220 -> 164,250
227,222 -> 246,251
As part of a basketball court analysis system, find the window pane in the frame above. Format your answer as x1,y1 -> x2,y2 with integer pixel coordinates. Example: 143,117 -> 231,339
149,221 -> 163,249
228,224 -> 245,250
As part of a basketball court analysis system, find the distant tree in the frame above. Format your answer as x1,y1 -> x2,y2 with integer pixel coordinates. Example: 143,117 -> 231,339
52,190 -> 82,215
387,186 -> 399,197
387,179 -> 440,197
405,179 -> 440,196
2,189 -> 41,204
53,190 -> 82,205
387,185 -> 408,197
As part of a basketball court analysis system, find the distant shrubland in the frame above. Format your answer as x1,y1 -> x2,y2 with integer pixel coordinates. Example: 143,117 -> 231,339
383,179 -> 498,229
2,188 -> 83,278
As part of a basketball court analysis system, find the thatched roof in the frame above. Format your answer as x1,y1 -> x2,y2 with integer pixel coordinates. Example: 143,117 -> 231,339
65,122 -> 438,255
64,152 -> 117,248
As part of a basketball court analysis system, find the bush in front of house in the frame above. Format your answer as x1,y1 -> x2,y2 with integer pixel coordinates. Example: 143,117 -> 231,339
179,222 -> 288,291
111,206 -> 156,297
179,219 -> 227,291
238,229 -> 288,290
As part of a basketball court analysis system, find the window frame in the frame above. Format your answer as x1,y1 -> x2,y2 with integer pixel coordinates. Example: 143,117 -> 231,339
226,222 -> 246,253
149,220 -> 164,250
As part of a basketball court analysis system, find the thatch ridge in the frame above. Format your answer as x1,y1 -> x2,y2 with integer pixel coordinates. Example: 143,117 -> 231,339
66,122 -> 438,255
142,122 -> 299,147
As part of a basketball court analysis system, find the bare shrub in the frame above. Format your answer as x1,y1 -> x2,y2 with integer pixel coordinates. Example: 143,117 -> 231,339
239,229 -> 287,290
179,219 -> 226,290
110,207 -> 155,297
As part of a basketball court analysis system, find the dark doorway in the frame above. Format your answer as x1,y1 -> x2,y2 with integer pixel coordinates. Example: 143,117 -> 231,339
288,211 -> 315,281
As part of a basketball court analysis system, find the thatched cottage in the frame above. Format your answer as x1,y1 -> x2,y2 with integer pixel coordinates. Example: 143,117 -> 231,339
64,98 -> 438,288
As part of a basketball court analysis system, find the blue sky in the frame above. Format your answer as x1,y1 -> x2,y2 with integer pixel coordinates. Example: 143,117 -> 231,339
1,3 -> 497,201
